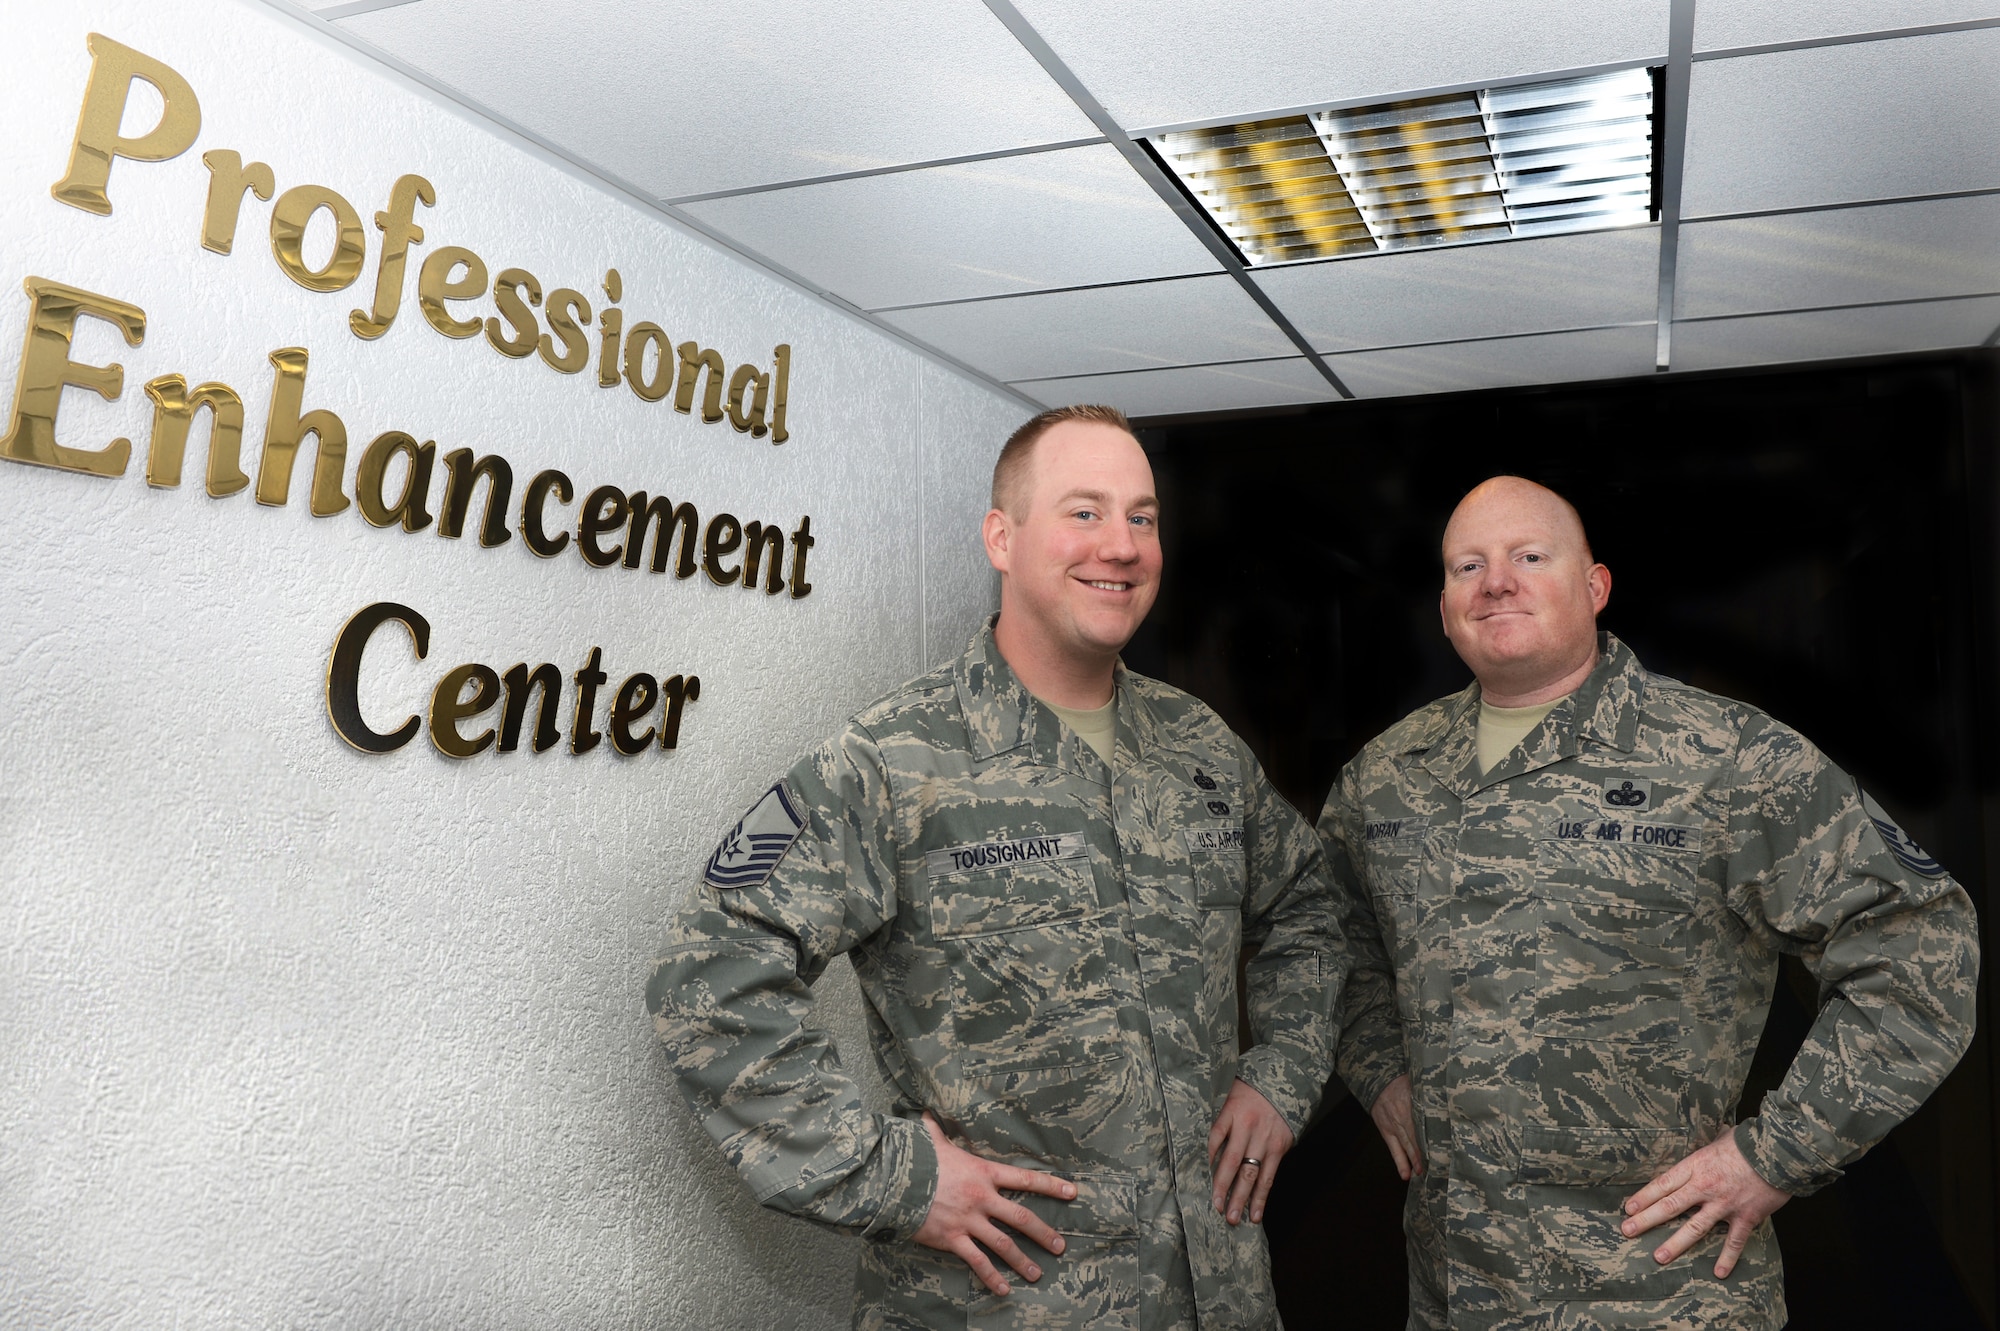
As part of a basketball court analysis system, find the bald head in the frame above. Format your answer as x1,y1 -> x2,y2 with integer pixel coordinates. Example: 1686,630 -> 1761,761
1442,476 -> 1592,572
1439,476 -> 1611,705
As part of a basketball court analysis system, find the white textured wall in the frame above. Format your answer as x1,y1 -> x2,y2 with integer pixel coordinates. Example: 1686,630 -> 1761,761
0,2 -> 1014,1326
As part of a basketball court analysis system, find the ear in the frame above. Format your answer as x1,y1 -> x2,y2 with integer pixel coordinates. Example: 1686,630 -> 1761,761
982,508 -> 1011,575
1438,589 -> 1449,638
1587,563 -> 1612,615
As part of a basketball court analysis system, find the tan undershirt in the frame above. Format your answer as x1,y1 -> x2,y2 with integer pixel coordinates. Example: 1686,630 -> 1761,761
1476,695 -> 1568,775
1044,696 -> 1116,766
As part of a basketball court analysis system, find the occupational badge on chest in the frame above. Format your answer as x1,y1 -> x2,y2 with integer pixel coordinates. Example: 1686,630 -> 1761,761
1601,777 -> 1653,811
704,781 -> 806,890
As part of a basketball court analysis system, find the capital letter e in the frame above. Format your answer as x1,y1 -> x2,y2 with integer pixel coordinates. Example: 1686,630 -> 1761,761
0,277 -> 147,477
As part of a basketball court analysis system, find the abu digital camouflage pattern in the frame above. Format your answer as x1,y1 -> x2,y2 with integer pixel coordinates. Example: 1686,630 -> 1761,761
1321,633 -> 1979,1331
649,620 -> 1346,1330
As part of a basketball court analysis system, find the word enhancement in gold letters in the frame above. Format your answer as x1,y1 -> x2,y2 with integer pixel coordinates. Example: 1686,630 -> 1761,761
0,279 -> 816,599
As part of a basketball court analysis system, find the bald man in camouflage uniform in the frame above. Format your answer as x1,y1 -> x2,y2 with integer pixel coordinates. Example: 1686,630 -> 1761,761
650,405 -> 1345,1330
1324,476 -> 1979,1330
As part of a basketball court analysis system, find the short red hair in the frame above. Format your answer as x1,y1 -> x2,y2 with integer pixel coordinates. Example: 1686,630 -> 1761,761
990,404 -> 1134,515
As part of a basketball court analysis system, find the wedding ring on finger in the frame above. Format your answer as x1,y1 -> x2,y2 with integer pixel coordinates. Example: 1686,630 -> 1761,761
1239,1157 -> 1262,1171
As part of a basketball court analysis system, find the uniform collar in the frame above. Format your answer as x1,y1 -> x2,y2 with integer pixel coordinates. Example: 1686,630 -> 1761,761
953,615 -> 1160,780
1414,631 -> 1645,797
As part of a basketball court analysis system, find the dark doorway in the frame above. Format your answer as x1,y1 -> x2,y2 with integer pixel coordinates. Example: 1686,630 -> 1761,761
1126,350 -> 2000,1330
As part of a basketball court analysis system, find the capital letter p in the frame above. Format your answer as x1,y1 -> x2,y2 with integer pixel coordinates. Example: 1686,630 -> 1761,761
51,33 -> 202,216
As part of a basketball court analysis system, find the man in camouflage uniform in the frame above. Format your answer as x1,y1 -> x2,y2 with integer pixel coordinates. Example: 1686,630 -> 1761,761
650,404 -> 1344,1330
1324,476 -> 1979,1330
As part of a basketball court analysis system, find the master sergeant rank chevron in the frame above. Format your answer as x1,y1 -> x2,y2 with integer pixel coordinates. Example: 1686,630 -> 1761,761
1862,791 -> 1946,878
704,781 -> 806,890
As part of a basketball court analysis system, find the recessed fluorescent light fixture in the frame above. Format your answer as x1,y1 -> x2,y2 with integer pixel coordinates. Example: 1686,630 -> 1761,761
1151,68 -> 1658,265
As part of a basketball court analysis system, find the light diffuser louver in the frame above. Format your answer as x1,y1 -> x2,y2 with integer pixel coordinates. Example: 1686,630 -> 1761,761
1153,68 -> 1656,265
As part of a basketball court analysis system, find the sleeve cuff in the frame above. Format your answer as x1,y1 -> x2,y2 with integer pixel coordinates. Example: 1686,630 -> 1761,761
860,1115 -> 939,1242
1335,1022 -> 1409,1114
754,1112 -> 940,1241
1734,1117 -> 1841,1197
1340,1057 -> 1409,1117
1235,1044 -> 1325,1138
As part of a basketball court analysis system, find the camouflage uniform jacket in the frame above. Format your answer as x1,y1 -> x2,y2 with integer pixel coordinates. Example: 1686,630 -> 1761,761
1321,633 -> 1979,1331
650,620 -> 1345,1331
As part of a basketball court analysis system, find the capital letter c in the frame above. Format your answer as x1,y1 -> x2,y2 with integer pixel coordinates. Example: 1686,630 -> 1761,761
326,601 -> 431,753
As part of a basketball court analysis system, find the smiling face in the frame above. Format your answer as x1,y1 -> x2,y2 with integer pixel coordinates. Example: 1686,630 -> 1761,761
983,420 -> 1162,688
1440,477 -> 1611,702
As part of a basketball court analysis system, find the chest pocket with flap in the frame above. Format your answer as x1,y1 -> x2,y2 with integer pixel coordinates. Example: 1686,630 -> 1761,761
1530,819 -> 1702,1046
1166,771 -> 1246,910
925,831 -> 1096,938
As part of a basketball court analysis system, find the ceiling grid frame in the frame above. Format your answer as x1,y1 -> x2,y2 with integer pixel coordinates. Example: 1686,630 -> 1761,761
1693,14 -> 2000,63
1012,351 -> 1335,387
1688,183 -> 2000,225
661,137 -> 1109,207
1653,0 -> 1696,370
1015,313 -> 1669,386
976,0 -> 1358,399
314,0 -> 421,18
1680,288 -> 2000,325
872,271 -> 1225,315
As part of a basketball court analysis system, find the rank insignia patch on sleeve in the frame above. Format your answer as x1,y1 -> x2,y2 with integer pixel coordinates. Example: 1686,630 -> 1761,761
704,781 -> 806,890
1862,791 -> 1945,878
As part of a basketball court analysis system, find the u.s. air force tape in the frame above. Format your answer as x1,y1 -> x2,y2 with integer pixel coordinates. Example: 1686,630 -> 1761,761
925,833 -> 1087,880
704,781 -> 806,890
1183,827 -> 1244,854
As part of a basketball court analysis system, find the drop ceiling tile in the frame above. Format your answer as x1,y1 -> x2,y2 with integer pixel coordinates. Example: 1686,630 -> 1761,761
1683,27 -> 2000,216
1675,194 -> 2000,319
878,276 -> 1293,382
1328,325 -> 1657,398
1010,359 -> 1340,418
680,145 -> 1221,310
1254,228 -> 1659,354
1008,0 -> 1669,132
337,0 -> 1098,199
1694,0 -> 2000,52
1671,295 -> 2000,371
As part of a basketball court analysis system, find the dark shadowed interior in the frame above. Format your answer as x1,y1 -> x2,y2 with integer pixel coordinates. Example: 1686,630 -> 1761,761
1128,349 -> 2000,1331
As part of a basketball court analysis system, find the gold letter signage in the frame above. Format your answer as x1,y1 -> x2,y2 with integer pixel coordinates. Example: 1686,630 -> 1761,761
12,34 -> 825,760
